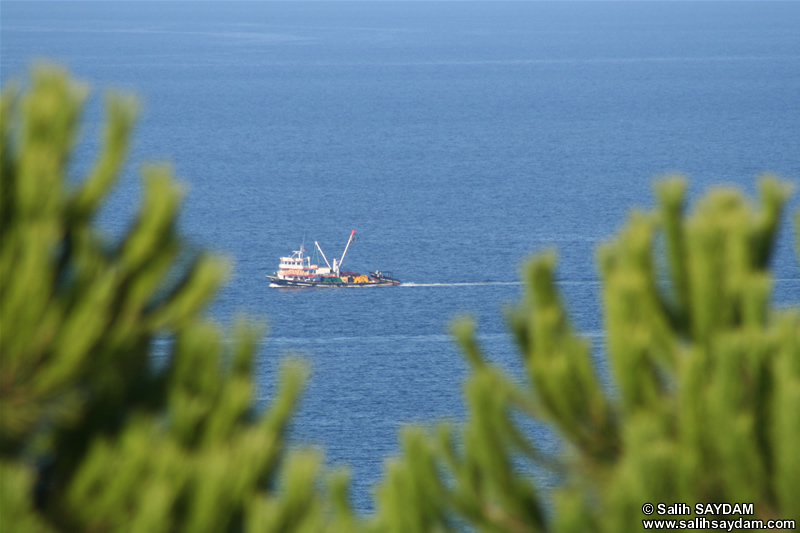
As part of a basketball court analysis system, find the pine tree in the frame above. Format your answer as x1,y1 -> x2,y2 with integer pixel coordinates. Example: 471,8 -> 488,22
2,65 -> 798,533
370,178 -> 799,532
0,66 -> 354,533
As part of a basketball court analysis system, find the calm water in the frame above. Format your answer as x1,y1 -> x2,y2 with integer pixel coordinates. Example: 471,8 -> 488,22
3,1 -> 800,513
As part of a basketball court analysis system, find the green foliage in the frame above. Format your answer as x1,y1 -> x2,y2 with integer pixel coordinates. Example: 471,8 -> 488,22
370,176 -> 799,532
2,65 -> 798,533
1,66 -> 351,533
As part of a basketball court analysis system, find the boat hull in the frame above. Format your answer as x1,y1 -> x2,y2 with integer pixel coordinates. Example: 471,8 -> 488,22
267,276 -> 400,288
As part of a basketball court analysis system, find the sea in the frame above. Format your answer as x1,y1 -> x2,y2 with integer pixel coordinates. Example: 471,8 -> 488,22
2,1 -> 799,515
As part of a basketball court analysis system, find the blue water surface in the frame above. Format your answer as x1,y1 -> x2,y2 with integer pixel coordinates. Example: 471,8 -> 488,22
2,1 -> 799,513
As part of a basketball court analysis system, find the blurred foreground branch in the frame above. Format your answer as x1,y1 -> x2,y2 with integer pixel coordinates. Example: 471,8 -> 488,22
0,66 -> 352,533
2,66 -> 798,533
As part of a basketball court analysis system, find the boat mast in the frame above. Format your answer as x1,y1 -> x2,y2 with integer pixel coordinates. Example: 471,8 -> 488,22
315,241 -> 332,270
337,230 -> 357,275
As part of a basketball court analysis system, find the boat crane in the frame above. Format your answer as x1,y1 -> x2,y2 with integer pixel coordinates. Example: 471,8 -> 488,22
316,229 -> 356,276
315,241 -> 332,271
334,230 -> 356,275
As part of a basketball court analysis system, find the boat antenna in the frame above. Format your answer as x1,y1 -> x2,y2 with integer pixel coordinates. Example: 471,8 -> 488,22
338,230 -> 357,273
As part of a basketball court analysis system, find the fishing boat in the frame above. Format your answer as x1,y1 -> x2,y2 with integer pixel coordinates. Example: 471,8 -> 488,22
267,230 -> 400,288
